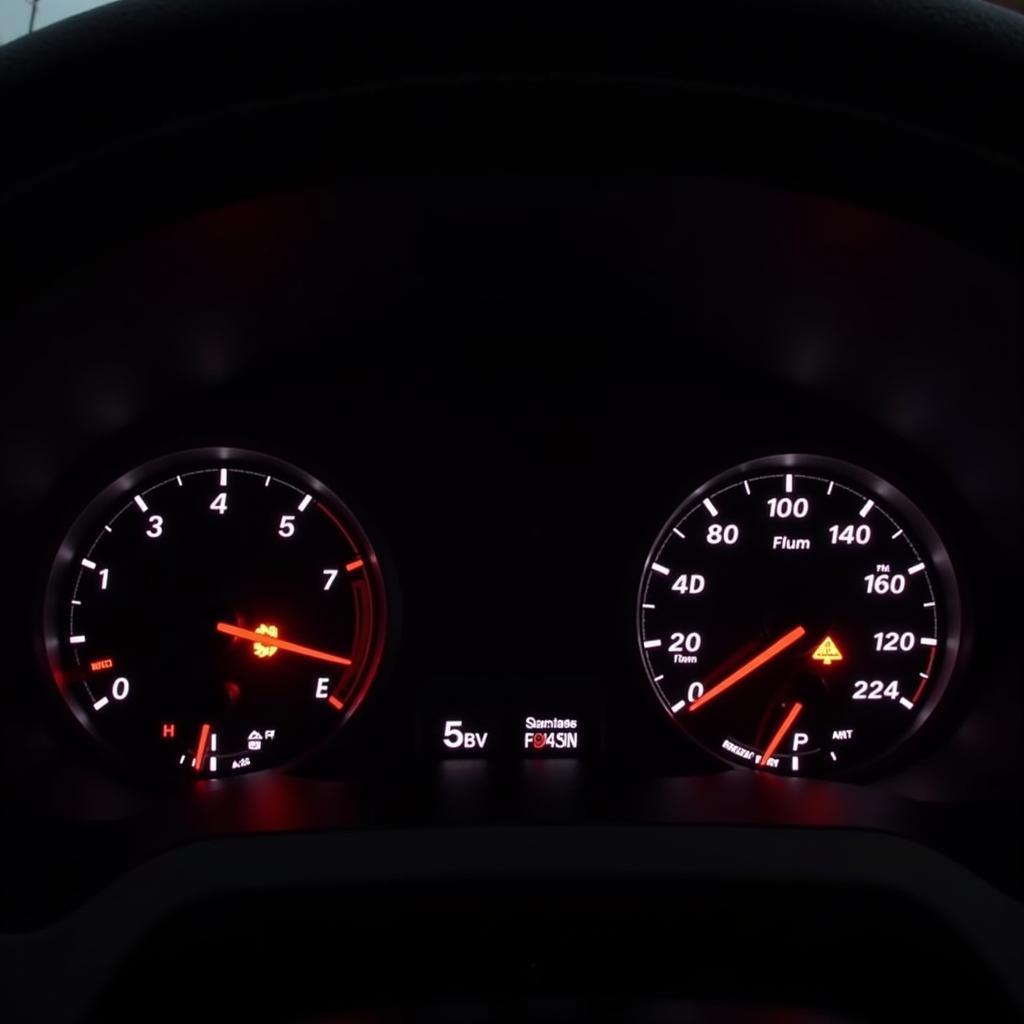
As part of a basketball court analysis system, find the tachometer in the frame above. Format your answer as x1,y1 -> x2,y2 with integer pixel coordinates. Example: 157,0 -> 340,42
42,448 -> 388,777
637,455 -> 961,775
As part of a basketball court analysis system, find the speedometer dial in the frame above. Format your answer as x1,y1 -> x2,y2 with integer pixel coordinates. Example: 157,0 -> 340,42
42,449 -> 388,778
637,456 -> 961,776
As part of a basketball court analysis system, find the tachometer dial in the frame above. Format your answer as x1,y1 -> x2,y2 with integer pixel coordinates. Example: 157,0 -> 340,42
42,449 -> 388,777
637,456 -> 961,776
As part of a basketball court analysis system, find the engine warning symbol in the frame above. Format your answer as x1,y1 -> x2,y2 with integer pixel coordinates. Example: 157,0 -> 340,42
812,636 -> 843,666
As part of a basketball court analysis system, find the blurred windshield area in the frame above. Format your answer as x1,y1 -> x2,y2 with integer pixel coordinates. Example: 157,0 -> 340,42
1,0 -> 116,43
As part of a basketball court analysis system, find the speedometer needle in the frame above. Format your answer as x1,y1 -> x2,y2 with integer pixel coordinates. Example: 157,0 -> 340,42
216,622 -> 353,666
687,625 -> 806,712
759,702 -> 804,769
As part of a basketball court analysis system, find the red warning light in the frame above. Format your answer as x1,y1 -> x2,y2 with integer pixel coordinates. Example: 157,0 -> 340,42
161,723 -> 176,739
90,658 -> 114,672
532,732 -> 547,750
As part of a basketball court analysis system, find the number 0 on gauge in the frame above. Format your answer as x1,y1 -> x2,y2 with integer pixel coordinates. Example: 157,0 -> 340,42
636,455 -> 962,776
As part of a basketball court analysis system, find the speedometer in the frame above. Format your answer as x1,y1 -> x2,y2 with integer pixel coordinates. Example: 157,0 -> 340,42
637,455 -> 962,776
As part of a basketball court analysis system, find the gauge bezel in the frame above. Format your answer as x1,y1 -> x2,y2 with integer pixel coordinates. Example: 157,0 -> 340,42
635,453 -> 965,779
39,446 -> 391,782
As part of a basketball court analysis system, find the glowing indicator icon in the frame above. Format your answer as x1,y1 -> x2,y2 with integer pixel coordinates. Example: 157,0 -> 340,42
90,658 -> 114,672
252,623 -> 279,658
812,636 -> 843,666
161,722 -> 176,739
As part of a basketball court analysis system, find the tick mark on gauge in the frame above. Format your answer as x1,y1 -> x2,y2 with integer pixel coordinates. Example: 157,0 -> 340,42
643,639 -> 662,649
176,476 -> 183,487
133,495 -> 149,513
345,558 -> 365,573
899,697 -> 914,710
71,599 -> 82,606
297,494 -> 313,512
671,698 -> 687,713
653,674 -> 664,683
923,601 -> 935,608
104,525 -> 113,533
908,563 -> 925,575
702,498 -> 719,517
219,468 -> 228,487
69,635 -> 86,644
93,696 -> 110,711
891,529 -> 903,540
743,480 -> 751,495
859,499 -> 874,518
785,474 -> 794,493
328,695 -> 344,710
650,563 -> 671,576
827,481 -> 835,495
920,638 -> 938,646
264,476 -> 272,487
642,603 -> 656,610
81,558 -> 97,570
672,527 -> 686,539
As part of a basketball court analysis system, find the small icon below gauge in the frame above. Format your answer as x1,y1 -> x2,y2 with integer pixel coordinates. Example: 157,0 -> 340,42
637,455 -> 962,776
42,449 -> 389,777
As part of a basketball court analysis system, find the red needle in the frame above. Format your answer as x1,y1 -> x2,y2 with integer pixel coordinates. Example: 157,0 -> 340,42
216,623 -> 352,666
688,625 -> 806,712
759,702 -> 804,769
194,722 -> 211,774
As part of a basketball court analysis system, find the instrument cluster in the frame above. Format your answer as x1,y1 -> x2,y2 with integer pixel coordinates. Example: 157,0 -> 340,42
41,447 -> 965,782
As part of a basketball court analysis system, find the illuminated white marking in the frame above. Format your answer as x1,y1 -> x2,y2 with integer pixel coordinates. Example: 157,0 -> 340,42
672,527 -> 686,539
899,697 -> 914,710
859,499 -> 874,518
209,757 -> 218,772
920,637 -> 938,646
671,698 -> 687,713
265,476 -> 272,487
653,675 -> 664,683
891,529 -> 903,539
179,755 -> 187,764
919,672 -> 929,679
830,751 -> 838,762
908,563 -> 925,575
923,602 -> 935,608
643,639 -> 662,649
176,476 -> 183,486
642,603 -> 656,610
211,733 -> 218,752
298,494 -> 313,512
827,481 -> 835,495
71,600 -> 82,606
69,635 -> 86,644
104,525 -> 113,533
785,474 -> 794,493
219,468 -> 228,487
743,480 -> 751,495
81,558 -> 97,570
650,563 -> 671,576
791,756 -> 800,771
133,495 -> 149,512
92,696 -> 109,711
702,498 -> 719,516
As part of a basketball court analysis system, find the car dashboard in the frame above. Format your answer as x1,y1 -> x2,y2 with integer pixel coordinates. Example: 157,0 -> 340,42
0,3 -> 1021,1022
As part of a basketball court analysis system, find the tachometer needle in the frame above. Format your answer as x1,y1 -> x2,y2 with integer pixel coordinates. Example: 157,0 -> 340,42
688,625 -> 806,712
759,702 -> 804,769
216,623 -> 353,666
194,722 -> 211,773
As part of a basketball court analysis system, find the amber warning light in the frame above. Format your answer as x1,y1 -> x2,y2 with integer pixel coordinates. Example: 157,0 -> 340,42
812,636 -> 843,666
